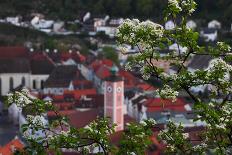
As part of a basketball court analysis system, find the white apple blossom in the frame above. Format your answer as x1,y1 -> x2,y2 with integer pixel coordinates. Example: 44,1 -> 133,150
147,118 -> 157,126
26,115 -> 47,127
125,62 -> 133,71
217,42 -> 231,52
138,20 -> 164,37
208,58 -> 232,72
181,0 -> 196,14
157,85 -> 179,102
168,0 -> 182,12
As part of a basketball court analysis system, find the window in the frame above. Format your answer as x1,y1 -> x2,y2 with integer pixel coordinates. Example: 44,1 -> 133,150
9,77 -> 13,91
21,77 -> 25,86
33,80 -> 36,89
41,80 -> 44,89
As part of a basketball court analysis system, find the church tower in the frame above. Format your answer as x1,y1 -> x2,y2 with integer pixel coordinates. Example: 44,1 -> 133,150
104,65 -> 124,131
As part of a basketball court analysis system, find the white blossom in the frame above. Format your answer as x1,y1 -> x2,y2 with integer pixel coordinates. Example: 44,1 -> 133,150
182,133 -> 189,139
7,93 -> 14,103
217,42 -> 231,51
125,62 -> 132,71
157,85 -> 179,102
138,20 -> 164,37
208,58 -> 232,72
147,118 -> 157,126
26,115 -> 46,127
168,0 -> 182,12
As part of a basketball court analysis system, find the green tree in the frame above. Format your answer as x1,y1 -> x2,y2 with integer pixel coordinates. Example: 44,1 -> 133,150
7,89 -> 155,155
7,0 -> 232,154
117,0 -> 232,154
102,46 -> 119,65
112,0 -> 132,17
136,0 -> 153,17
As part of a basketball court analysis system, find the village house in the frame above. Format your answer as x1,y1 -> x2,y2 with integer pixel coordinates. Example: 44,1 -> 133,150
31,16 -> 54,33
208,20 -> 221,29
5,16 -> 21,26
186,20 -> 197,29
0,47 -> 55,96
43,65 -> 81,95
94,18 -> 124,37
200,28 -> 218,42
165,20 -> 175,30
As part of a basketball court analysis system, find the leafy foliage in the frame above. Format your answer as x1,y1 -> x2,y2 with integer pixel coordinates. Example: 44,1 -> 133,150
7,89 -> 155,154
117,0 -> 232,154
6,0 -> 232,154
1,0 -> 232,25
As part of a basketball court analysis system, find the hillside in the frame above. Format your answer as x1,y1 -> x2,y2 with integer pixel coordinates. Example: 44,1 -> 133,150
0,0 -> 231,26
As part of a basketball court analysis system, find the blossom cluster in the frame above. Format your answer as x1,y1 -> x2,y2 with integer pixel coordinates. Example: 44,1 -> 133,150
181,0 -> 196,14
157,85 -> 179,102
168,0 -> 196,15
168,0 -> 182,12
26,115 -> 47,127
217,41 -> 231,52
117,19 -> 164,46
7,91 -> 32,108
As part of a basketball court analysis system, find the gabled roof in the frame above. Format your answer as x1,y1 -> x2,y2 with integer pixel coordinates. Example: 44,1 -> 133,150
64,89 -> 97,100
95,65 -> 111,79
30,52 -> 55,75
0,58 -> 30,73
0,46 -> 28,58
44,65 -> 77,88
137,83 -> 156,91
89,59 -> 113,72
144,98 -> 187,112
68,109 -> 102,128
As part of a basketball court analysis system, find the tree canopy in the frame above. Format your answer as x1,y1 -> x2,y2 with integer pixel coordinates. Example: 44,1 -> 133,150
0,0 -> 232,25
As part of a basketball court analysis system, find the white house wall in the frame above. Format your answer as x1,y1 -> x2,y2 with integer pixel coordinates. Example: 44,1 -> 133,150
30,74 -> 49,90
0,73 -> 30,95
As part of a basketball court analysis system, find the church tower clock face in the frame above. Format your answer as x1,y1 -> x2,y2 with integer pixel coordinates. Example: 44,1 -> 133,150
107,86 -> 112,93
116,86 -> 121,93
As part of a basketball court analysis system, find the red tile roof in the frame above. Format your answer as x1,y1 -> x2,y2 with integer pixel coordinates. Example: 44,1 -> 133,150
118,70 -> 138,85
64,89 -> 97,100
0,138 -> 24,155
53,102 -> 75,110
89,59 -> 113,72
68,109 -> 100,128
0,46 -> 28,59
60,51 -> 86,62
73,80 -> 93,89
137,83 -> 157,91
95,65 -> 111,79
52,95 -> 65,101
47,110 -> 77,117
144,98 -> 187,112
